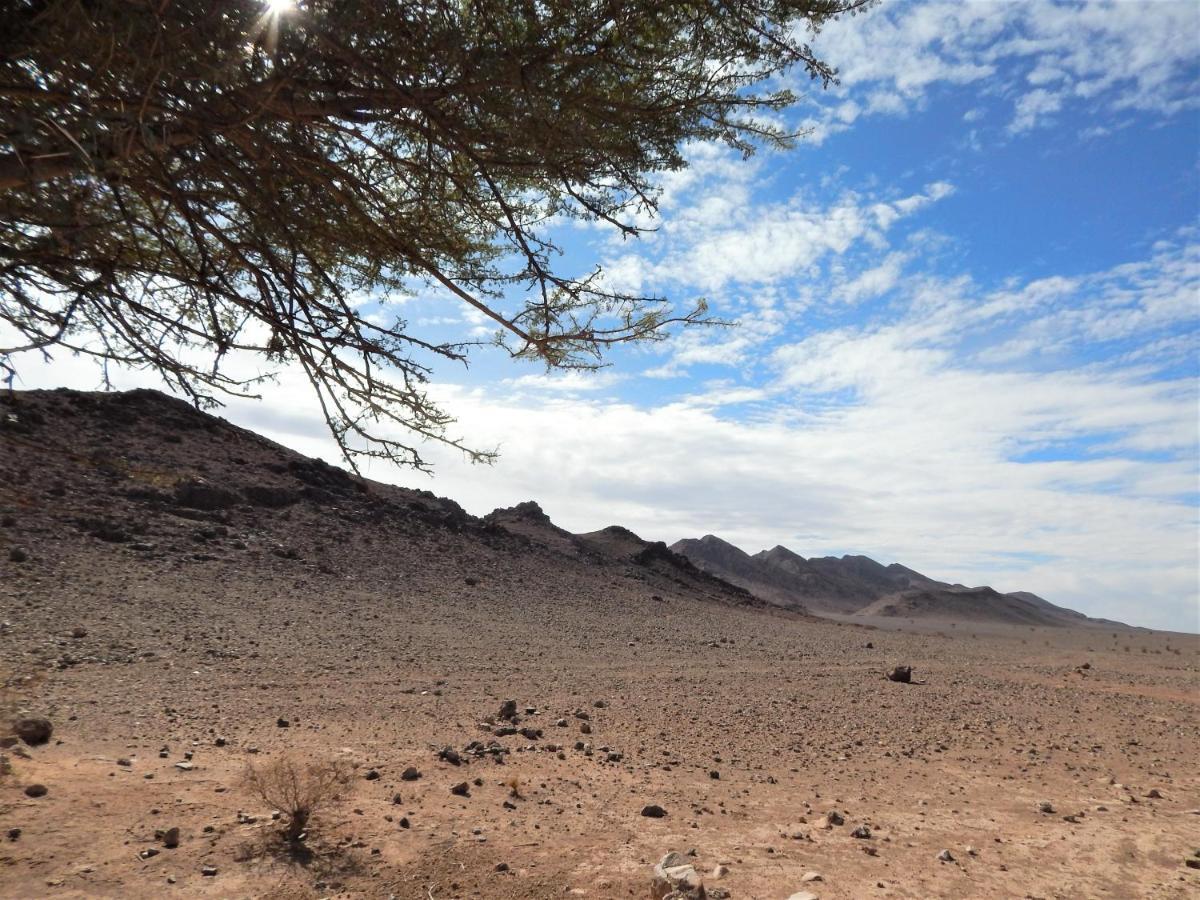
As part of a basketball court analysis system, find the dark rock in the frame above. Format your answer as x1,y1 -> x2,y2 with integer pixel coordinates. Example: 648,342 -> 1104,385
364,769 -> 380,781
438,747 -> 462,766
243,485 -> 300,508
401,767 -> 421,781
12,717 -> 52,746
886,665 -> 912,683
162,827 -> 180,848
7,547 -> 27,563
851,825 -> 872,838
23,784 -> 47,798
201,865 -> 218,876
174,479 -> 241,511
498,699 -> 518,721
641,804 -> 667,818
450,782 -> 470,797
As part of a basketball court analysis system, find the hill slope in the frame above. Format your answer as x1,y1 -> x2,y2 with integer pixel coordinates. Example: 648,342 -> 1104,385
672,534 -> 1113,627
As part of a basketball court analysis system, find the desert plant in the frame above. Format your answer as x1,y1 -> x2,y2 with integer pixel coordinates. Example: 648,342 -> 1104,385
243,755 -> 349,843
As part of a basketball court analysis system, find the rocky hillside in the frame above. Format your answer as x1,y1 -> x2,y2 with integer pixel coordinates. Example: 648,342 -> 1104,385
672,535 -> 1117,627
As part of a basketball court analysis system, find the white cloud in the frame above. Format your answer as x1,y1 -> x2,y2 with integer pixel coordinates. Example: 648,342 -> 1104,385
802,0 -> 1200,137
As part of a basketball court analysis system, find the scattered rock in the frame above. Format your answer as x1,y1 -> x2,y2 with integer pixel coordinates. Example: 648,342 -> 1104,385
23,784 -> 47,798
162,827 -> 180,848
401,767 -> 421,781
641,804 -> 668,818
7,547 -> 27,563
937,849 -> 955,862
201,864 -> 218,877
497,699 -> 518,721
438,747 -> 462,766
364,769 -> 380,781
886,665 -> 912,683
1038,801 -> 1055,814
851,824 -> 872,838
450,782 -> 470,797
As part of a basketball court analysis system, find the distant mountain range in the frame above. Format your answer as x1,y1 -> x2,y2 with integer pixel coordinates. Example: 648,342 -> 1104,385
670,535 -> 1121,628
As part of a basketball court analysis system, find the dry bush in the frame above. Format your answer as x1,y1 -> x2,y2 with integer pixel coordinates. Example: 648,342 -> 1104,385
505,775 -> 523,799
243,755 -> 349,843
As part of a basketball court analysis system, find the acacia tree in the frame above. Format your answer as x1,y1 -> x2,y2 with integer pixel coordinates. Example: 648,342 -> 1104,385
0,0 -> 870,470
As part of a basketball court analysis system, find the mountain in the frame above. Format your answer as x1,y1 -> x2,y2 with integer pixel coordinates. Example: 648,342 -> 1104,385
672,535 -> 1116,627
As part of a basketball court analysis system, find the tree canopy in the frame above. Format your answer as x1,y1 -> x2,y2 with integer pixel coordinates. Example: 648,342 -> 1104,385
0,0 -> 870,470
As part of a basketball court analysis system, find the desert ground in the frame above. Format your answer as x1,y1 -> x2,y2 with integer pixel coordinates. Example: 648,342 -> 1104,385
2,389 -> 1198,899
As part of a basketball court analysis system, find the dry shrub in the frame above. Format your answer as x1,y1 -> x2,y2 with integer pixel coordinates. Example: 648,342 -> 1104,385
244,755 -> 349,843
505,775 -> 523,799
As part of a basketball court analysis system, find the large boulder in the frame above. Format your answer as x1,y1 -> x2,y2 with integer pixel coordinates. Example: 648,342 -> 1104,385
12,717 -> 53,746
651,852 -> 706,900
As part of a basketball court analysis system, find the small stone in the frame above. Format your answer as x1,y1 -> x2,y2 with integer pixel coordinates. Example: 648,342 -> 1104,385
162,827 -> 180,848
1038,801 -> 1055,814
6,828 -> 20,841
201,864 -> 218,877
1146,789 -> 1162,799
709,770 -> 720,779
937,849 -> 955,862
822,810 -> 845,827
139,848 -> 160,860
275,718 -> 289,728
711,864 -> 730,879
214,737 -> 226,747
71,627 -> 87,639
801,871 -> 823,882
117,757 -> 132,767
641,804 -> 668,818
498,700 -> 518,721
851,824 -> 872,838
450,782 -> 470,797
364,769 -> 380,781
401,766 -> 421,781
438,747 -> 462,766
886,665 -> 912,683
23,783 -> 47,798
495,862 -> 509,872
8,547 -> 28,563
1185,859 -> 1200,870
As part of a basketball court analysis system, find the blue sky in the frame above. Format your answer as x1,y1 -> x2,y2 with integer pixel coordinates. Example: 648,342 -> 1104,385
13,0 -> 1200,630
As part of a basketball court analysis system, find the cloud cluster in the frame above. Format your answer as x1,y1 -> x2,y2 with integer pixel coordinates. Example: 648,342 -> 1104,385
802,0 -> 1200,137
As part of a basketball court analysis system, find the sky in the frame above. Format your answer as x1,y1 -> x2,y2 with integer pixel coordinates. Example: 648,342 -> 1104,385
9,0 -> 1200,631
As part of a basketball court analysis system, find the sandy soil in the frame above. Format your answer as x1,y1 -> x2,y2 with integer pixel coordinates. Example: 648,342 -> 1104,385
2,389 -> 1198,899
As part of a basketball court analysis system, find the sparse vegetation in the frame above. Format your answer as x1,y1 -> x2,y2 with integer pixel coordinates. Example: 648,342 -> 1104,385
243,755 -> 349,843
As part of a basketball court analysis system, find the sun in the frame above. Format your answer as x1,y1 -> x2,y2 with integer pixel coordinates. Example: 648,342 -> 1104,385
265,0 -> 295,15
